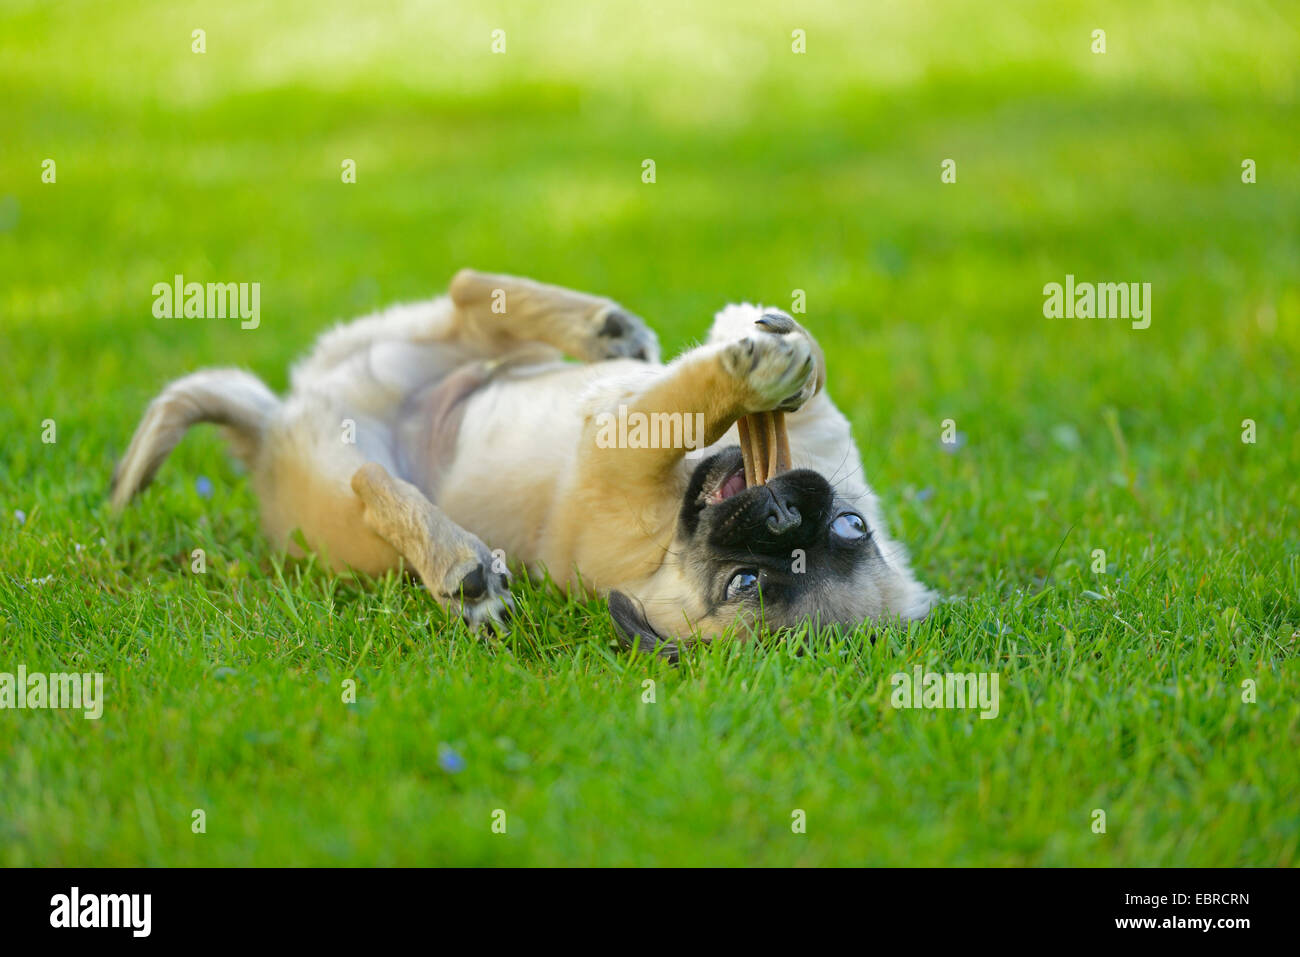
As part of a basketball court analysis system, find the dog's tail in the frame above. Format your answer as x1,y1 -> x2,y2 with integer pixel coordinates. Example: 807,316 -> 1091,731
110,368 -> 280,511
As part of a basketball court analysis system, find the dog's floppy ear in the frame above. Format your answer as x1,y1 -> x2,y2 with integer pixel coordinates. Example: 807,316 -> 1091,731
608,591 -> 679,663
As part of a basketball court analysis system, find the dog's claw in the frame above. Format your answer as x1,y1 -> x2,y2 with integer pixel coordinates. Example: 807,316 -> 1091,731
756,313 -> 796,334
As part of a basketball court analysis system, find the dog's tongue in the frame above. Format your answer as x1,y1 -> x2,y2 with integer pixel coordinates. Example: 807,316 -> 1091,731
737,411 -> 792,487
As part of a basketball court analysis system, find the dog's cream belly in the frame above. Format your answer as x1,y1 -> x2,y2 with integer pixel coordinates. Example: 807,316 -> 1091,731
430,361 -> 617,579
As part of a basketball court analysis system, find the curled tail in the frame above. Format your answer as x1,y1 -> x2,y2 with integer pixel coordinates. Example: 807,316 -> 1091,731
110,368 -> 279,511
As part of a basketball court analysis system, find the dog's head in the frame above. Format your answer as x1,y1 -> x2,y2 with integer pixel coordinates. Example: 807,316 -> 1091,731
609,445 -> 935,659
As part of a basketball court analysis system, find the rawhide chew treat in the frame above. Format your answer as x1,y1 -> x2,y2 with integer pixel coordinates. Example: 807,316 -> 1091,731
736,410 -> 792,487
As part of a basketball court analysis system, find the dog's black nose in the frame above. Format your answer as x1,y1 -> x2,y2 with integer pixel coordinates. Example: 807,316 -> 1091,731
764,489 -> 802,534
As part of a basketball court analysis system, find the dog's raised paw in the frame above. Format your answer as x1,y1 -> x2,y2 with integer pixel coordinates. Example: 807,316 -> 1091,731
720,317 -> 817,413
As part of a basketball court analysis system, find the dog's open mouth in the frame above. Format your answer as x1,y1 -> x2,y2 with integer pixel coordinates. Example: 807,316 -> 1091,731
705,465 -> 747,504
703,411 -> 792,504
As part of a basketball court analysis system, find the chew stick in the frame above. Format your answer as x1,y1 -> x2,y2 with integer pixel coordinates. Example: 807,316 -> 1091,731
765,411 -> 780,480
771,412 -> 792,475
737,415 -> 759,488
737,410 -> 792,486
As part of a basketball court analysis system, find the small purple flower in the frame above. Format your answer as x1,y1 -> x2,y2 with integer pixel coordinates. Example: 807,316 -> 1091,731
14,510 -> 26,525
195,476 -> 214,499
914,487 -> 935,504
438,745 -> 466,774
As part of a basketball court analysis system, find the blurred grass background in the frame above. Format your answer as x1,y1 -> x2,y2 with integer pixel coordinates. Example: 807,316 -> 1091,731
1,0 -> 1297,865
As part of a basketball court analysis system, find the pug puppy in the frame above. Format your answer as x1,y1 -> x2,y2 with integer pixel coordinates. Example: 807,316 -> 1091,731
112,270 -> 934,657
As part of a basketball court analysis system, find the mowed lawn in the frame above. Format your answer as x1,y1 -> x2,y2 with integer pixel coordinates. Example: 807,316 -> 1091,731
1,1 -> 1297,865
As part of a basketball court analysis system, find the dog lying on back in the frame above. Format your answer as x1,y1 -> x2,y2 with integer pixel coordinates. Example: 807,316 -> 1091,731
112,270 -> 933,656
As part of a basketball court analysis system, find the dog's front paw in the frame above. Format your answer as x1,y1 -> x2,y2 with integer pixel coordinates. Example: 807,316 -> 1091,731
584,304 -> 660,363
720,311 -> 818,413
437,545 -> 514,633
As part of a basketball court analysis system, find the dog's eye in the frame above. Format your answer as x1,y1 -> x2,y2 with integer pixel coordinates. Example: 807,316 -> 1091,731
726,570 -> 760,601
831,512 -> 867,540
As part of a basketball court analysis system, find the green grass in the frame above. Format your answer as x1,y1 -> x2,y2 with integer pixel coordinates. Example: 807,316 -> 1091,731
2,0 -> 1298,865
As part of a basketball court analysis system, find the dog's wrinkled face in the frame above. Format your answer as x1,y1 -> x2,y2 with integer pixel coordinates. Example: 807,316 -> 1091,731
610,446 -> 934,658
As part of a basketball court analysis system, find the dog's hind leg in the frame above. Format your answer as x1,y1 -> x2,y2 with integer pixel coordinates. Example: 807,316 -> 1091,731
254,395 -> 511,629
291,271 -> 657,399
448,269 -> 659,363
349,462 -> 513,630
